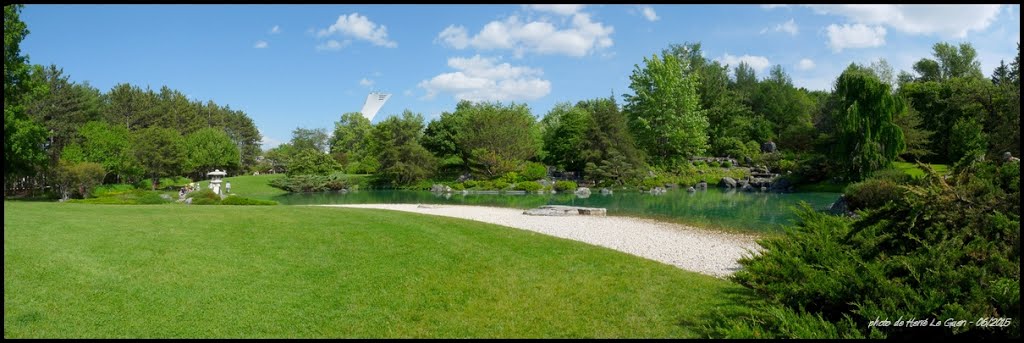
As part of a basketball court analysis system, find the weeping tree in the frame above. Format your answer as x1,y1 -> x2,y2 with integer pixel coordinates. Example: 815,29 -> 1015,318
830,64 -> 907,181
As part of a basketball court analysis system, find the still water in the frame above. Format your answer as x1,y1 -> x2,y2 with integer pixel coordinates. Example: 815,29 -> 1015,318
274,189 -> 840,233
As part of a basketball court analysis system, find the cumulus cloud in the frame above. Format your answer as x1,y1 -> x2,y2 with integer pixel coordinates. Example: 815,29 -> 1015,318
315,39 -> 350,51
640,6 -> 659,22
827,23 -> 886,52
761,18 -> 798,35
359,78 -> 374,87
317,13 -> 397,48
436,12 -> 613,58
808,5 -> 1001,38
716,53 -> 772,73
270,25 -> 280,34
796,58 -> 816,71
418,55 -> 551,102
525,4 -> 585,16
253,40 -> 268,48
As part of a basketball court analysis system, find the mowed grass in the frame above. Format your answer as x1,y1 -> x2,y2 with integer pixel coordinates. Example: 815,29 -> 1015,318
892,161 -> 949,179
198,174 -> 287,200
4,201 -> 756,338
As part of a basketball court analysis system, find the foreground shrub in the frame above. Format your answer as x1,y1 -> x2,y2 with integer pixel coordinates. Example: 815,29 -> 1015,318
843,178 -> 905,211
136,191 -> 170,204
520,162 -> 548,181
514,181 -> 542,192
553,180 -> 578,192
714,161 -> 1020,339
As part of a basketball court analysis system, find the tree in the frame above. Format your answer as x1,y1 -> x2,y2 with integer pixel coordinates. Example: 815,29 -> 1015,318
103,83 -> 154,130
131,126 -> 186,190
54,160 -> 105,199
368,110 -> 436,185
991,60 -> 1012,86
869,58 -> 897,91
577,96 -> 646,185
893,106 -> 935,161
450,101 -> 541,178
541,102 -> 591,173
25,64 -> 102,167
263,143 -> 295,174
912,42 -> 984,82
286,149 -> 341,176
4,4 -> 49,187
912,59 -> 942,82
420,111 -> 462,159
732,61 -> 759,104
751,65 -> 815,144
329,112 -> 373,170
624,52 -> 709,166
289,127 -> 330,153
948,116 -> 986,165
70,121 -> 141,183
932,42 -> 983,80
184,127 -> 241,177
829,64 -> 906,180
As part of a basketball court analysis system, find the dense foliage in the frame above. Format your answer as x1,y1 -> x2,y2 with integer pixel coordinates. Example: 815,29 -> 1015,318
716,160 -> 1020,339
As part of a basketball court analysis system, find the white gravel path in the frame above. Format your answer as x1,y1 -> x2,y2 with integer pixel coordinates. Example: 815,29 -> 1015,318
320,204 -> 763,278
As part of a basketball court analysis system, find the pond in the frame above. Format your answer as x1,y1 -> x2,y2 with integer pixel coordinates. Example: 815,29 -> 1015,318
273,189 -> 841,233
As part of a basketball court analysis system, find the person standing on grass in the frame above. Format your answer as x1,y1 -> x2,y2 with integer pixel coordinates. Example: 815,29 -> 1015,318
226,180 -> 231,194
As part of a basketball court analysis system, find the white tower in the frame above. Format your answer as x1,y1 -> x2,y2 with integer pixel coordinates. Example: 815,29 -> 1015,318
360,91 -> 391,121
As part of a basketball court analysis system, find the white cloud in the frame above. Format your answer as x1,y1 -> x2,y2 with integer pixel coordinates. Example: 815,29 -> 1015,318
418,55 -> 551,102
525,5 -> 585,16
827,23 -> 886,52
761,18 -> 798,35
359,78 -> 374,87
761,5 -> 789,10
796,58 -> 816,71
808,5 -> 1001,38
253,40 -> 268,49
436,12 -> 613,58
640,6 -> 659,22
259,129 -> 283,150
270,25 -> 280,34
315,39 -> 350,51
317,13 -> 397,48
716,53 -> 772,73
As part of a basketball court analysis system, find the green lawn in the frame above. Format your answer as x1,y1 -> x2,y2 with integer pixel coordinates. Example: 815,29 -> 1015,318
892,161 -> 949,179
198,173 -> 287,200
4,201 -> 755,338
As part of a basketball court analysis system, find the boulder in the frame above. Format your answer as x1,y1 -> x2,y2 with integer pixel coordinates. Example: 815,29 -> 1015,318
687,186 -> 696,193
761,141 -> 777,153
575,187 -> 592,198
828,195 -> 853,216
696,180 -> 708,190
719,177 -> 737,188
741,183 -> 755,192
524,205 -> 607,217
770,177 -> 792,192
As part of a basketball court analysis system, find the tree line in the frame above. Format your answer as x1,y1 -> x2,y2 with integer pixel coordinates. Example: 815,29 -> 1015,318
268,41 -> 1018,189
5,5 -> 261,196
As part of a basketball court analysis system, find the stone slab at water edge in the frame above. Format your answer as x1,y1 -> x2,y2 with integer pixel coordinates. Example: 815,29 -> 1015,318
523,205 -> 607,216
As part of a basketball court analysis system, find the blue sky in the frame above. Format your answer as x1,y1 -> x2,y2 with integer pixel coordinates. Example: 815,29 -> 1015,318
20,4 -> 1020,150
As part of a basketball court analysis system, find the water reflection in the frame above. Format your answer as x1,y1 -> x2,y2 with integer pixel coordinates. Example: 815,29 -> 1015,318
274,189 -> 840,233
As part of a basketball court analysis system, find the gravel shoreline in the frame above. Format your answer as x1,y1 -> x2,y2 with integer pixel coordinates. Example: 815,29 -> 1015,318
320,204 -> 762,278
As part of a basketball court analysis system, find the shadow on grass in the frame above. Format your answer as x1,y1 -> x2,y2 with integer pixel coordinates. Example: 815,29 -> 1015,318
676,285 -> 766,338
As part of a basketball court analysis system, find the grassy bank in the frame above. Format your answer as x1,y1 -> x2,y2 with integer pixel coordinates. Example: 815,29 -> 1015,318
4,201 -> 756,338
196,173 -> 287,200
